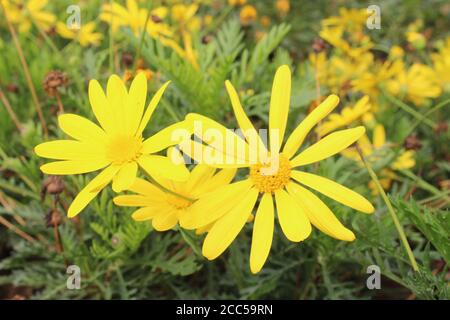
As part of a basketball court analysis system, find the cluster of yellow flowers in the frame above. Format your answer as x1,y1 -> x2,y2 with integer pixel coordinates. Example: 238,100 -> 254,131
309,8 -> 450,192
1,0 -> 211,68
35,66 -> 374,273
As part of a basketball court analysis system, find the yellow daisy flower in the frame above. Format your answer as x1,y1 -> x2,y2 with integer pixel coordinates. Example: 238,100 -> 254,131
432,38 -> 450,92
114,151 -> 237,232
178,65 -> 374,273
56,21 -> 103,47
387,63 -> 441,106
342,124 -> 415,194
317,95 -> 372,137
2,0 -> 56,33
34,73 -> 190,218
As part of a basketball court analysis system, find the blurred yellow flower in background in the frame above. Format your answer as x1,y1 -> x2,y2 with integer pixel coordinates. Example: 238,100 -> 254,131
387,63 -> 441,106
240,4 -> 257,26
317,95 -> 372,137
56,21 -> 103,47
432,38 -> 450,92
2,0 -> 55,33
343,124 -> 415,194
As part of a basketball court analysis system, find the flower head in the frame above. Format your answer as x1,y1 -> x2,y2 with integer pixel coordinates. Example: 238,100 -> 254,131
2,0 -> 56,33
114,149 -> 237,232
56,21 -> 103,47
179,65 -> 374,273
35,73 -> 189,217
239,5 -> 257,26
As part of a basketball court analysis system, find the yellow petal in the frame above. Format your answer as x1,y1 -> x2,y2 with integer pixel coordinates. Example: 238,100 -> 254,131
179,179 -> 253,229
67,165 -> 119,217
290,126 -> 366,167
185,113 -> 250,162
58,114 -> 107,143
291,171 -> 374,213
128,177 -> 166,199
274,188 -> 311,242
178,139 -> 249,168
283,94 -> 340,159
131,206 -> 160,221
152,209 -> 178,231
202,188 -> 258,260
138,154 -> 189,182
112,162 -> 138,192
40,159 -> 110,175
225,80 -> 268,159
194,168 -> 237,195
136,81 -> 171,135
141,120 -> 192,154
88,79 -> 114,133
128,72 -> 147,135
250,193 -> 274,274
287,182 -> 355,241
35,140 -> 105,161
114,195 -> 160,207
373,124 -> 386,148
269,65 -> 291,154
185,164 -> 216,190
107,75 -> 128,134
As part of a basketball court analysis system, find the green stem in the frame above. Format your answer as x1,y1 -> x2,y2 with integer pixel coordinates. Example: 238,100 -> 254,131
134,1 -> 153,71
356,145 -> 419,272
109,0 -> 114,73
403,98 -> 450,138
145,173 -> 195,203
383,91 -> 435,128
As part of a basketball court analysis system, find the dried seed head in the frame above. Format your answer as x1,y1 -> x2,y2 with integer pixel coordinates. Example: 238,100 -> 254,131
41,176 -> 64,199
312,38 -> 327,53
435,122 -> 448,135
404,134 -> 422,150
151,15 -> 162,23
6,83 -> 19,93
45,209 -> 63,228
43,71 -> 68,97
121,52 -> 134,68
202,34 -> 213,44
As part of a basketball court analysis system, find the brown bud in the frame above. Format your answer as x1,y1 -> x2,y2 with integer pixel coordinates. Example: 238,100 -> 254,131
43,71 -> 68,97
151,15 -> 162,23
202,34 -> 213,44
435,122 -> 448,135
41,176 -> 64,199
404,134 -> 422,150
45,209 -> 63,228
121,52 -> 134,68
6,83 -> 19,93
312,38 -> 327,53
111,235 -> 121,247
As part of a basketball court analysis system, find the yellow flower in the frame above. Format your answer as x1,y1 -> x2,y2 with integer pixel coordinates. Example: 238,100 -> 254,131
317,95 -> 372,136
432,38 -> 450,92
389,45 -> 404,59
260,15 -> 271,28
406,31 -> 426,50
100,0 -> 172,38
2,0 -> 56,33
56,21 -> 103,47
322,8 -> 368,33
239,5 -> 257,26
114,155 -> 236,232
228,0 -> 246,7
34,73 -> 190,217
352,59 -> 404,98
275,0 -> 290,17
342,124 -> 415,193
178,65 -> 374,273
387,63 -> 441,106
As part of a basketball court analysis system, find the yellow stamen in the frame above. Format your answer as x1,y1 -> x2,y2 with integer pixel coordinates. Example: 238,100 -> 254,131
107,135 -> 143,165
250,154 -> 291,193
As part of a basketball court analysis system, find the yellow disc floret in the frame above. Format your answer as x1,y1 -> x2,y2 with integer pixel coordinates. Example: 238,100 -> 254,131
107,135 -> 143,165
250,154 -> 291,193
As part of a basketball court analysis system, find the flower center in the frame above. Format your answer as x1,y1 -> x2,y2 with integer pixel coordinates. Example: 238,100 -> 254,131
250,154 -> 291,193
107,135 -> 143,165
166,194 -> 192,210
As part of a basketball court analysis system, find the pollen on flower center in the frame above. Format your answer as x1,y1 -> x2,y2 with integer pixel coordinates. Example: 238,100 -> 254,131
107,135 -> 143,165
250,154 -> 291,193
166,194 -> 192,210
